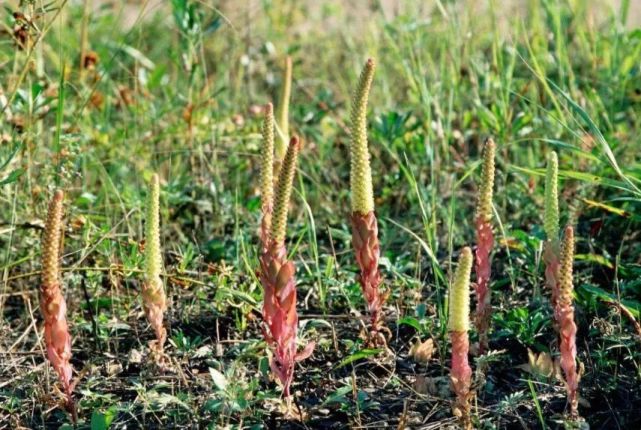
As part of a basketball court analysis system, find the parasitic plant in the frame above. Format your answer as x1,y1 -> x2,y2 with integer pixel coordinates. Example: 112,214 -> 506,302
260,103 -> 275,247
449,247 -> 474,430
142,174 -> 167,356
349,58 -> 387,345
543,151 -> 561,322
474,138 -> 495,353
275,56 -> 292,164
558,226 -> 580,418
40,190 -> 75,411
258,136 -> 314,405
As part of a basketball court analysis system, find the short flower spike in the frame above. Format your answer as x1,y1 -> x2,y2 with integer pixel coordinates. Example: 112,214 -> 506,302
449,246 -> 474,430
476,138 -> 495,223
449,247 -> 473,332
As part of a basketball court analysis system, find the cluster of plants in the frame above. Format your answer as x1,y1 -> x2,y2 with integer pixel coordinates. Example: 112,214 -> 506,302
29,56 -> 592,428
2,0 -> 641,428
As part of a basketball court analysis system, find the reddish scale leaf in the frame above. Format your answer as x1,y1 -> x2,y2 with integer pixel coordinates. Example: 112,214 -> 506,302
351,211 -> 385,336
259,240 -> 314,397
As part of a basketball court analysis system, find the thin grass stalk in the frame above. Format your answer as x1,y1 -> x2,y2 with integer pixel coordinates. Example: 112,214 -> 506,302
449,247 -> 474,430
40,190 -> 74,411
474,138 -> 495,354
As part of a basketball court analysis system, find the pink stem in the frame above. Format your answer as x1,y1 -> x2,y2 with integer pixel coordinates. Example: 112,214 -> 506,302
351,211 -> 384,340
559,303 -> 579,418
450,330 -> 472,430
259,240 -> 313,398
474,217 -> 493,353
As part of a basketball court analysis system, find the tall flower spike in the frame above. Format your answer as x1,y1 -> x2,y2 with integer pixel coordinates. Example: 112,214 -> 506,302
474,138 -> 495,354
275,56 -> 292,162
558,226 -> 580,418
40,190 -> 75,411
544,151 -> 559,243
449,247 -> 474,430
259,136 -> 314,405
260,103 -> 275,246
350,58 -> 375,215
543,151 -> 561,324
270,136 -> 299,244
349,58 -> 387,345
142,174 -> 167,355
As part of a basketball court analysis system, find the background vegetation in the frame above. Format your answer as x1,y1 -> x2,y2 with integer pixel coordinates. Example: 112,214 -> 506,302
1,0 -> 640,428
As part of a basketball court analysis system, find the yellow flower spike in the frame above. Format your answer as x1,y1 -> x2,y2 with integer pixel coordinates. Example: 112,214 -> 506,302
544,151 -> 559,242
476,138 -> 496,222
42,190 -> 64,288
449,247 -> 473,332
142,173 -> 167,353
145,174 -> 162,284
350,58 -> 376,215
270,137 -> 300,244
275,56 -> 292,162
260,103 -> 275,215
40,189 -> 74,408
558,225 -> 575,306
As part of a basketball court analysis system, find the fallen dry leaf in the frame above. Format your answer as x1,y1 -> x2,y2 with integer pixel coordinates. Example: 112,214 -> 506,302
409,338 -> 435,365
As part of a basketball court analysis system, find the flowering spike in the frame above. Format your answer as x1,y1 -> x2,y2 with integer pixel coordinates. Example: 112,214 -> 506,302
270,137 -> 300,244
260,103 -> 275,245
558,226 -> 575,305
349,59 -> 387,345
449,247 -> 473,333
449,247 -> 473,430
142,174 -> 167,354
261,103 -> 275,213
544,151 -> 559,243
558,226 -> 580,418
476,138 -> 495,223
474,138 -> 495,354
258,135 -> 313,402
40,190 -> 74,409
275,56 -> 292,162
350,58 -> 376,215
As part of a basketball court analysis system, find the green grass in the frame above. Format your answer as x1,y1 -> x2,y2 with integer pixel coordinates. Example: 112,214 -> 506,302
1,0 -> 641,428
